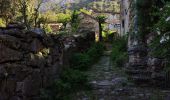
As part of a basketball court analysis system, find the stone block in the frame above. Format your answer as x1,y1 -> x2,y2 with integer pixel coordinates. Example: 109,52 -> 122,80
0,45 -> 23,63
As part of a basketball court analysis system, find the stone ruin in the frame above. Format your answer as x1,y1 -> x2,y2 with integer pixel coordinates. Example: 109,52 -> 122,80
0,23 -> 95,100
127,33 -> 166,86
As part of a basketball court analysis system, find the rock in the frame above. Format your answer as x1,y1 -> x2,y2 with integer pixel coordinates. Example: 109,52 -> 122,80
0,45 -> 23,63
10,96 -> 21,100
23,70 -> 42,97
98,80 -> 112,86
5,79 -> 16,96
30,39 -> 44,53
0,29 -> 3,33
0,66 -> 7,80
16,82 -> 24,93
6,22 -> 25,30
0,93 -> 6,100
0,34 -> 21,49
0,23 -> 95,99
111,77 -> 128,87
30,28 -> 45,37
4,64 -> 31,81
27,53 -> 45,68
3,29 -> 26,38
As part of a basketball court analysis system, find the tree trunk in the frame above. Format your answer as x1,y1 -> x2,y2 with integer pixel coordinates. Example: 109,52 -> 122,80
99,22 -> 103,41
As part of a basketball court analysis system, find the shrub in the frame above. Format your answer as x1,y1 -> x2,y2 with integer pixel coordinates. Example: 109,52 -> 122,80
70,43 -> 105,70
0,18 -> 5,27
115,53 -> 128,67
61,69 -> 88,89
44,24 -> 52,33
40,42 -> 104,100
111,47 -> 120,61
87,43 -> 105,62
40,69 -> 88,100
111,37 -> 128,67
70,53 -> 91,70
112,37 -> 127,52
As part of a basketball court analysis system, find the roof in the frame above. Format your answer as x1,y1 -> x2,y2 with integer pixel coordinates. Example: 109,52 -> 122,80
79,12 -> 98,21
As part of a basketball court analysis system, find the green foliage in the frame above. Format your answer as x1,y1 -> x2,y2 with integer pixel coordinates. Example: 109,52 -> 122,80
40,42 -> 104,100
71,10 -> 80,32
70,53 -> 91,70
41,11 -> 58,23
44,24 -> 52,33
111,37 -> 128,67
61,69 -> 88,89
150,2 -> 170,71
80,9 -> 92,15
96,15 -> 106,41
88,1 -> 120,13
40,69 -> 88,100
114,53 -> 128,67
87,43 -> 105,62
96,15 -> 106,23
136,0 -> 154,38
57,31 -> 69,36
0,18 -> 6,27
151,2 -> 170,55
56,13 -> 71,27
71,43 -> 105,70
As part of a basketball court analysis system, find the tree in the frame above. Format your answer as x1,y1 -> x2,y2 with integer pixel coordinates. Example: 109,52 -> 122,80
18,0 -> 30,29
33,0 -> 43,27
71,10 -> 80,32
0,0 -> 16,25
151,2 -> 170,60
56,13 -> 71,30
96,15 -> 106,41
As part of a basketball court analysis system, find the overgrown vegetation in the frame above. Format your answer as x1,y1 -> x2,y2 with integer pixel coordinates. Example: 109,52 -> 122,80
40,69 -> 88,100
70,10 -> 80,33
150,1 -> 170,71
96,15 -> 106,41
111,36 -> 128,68
70,43 -> 105,71
0,18 -> 6,27
40,42 -> 105,100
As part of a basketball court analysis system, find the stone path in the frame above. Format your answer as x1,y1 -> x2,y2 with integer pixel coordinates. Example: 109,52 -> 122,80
74,43 -> 170,100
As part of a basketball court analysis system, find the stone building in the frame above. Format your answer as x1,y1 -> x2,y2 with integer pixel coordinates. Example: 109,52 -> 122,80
105,13 -> 121,35
121,0 -> 165,85
120,0 -> 129,35
78,12 -> 100,41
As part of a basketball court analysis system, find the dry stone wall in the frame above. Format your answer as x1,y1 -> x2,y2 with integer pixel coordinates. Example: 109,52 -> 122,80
0,23 -> 95,100
127,33 -> 165,86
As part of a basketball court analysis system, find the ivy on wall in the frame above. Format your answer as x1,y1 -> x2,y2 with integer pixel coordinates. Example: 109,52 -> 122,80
136,0 -> 153,41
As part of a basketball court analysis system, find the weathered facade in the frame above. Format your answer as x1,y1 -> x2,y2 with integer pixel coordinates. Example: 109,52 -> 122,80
120,0 -> 129,35
0,23 -> 95,100
121,0 -> 165,85
78,12 -> 99,41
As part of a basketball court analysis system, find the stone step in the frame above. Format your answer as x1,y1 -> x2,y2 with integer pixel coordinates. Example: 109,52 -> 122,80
130,75 -> 152,84
103,50 -> 112,56
128,62 -> 147,68
125,69 -> 152,75
126,66 -> 148,71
